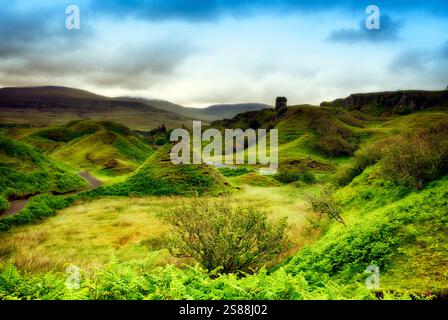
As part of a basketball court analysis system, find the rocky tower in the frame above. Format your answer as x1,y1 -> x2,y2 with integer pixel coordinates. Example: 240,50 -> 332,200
275,97 -> 287,111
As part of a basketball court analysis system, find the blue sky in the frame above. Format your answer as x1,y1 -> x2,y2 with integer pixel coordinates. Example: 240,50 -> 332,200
0,0 -> 447,107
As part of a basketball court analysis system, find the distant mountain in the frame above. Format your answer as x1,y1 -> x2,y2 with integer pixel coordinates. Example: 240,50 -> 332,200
321,90 -> 448,115
0,86 -> 189,130
122,97 -> 273,121
0,86 -> 272,129
199,103 -> 273,120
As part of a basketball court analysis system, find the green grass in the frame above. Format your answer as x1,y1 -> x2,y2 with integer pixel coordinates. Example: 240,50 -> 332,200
6,120 -> 154,176
1,107 -> 448,300
0,185 -> 316,273
0,134 -> 86,202
90,144 -> 233,197
283,170 -> 448,294
52,124 -> 153,174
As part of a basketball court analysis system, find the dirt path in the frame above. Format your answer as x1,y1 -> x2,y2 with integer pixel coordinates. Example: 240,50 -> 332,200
0,171 -> 103,218
78,171 -> 103,189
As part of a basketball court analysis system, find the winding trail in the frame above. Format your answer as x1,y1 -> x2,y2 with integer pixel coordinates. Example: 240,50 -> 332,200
0,171 -> 102,217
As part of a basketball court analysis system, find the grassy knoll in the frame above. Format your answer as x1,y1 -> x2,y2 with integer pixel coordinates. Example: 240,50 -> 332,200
6,120 -> 154,176
0,134 -> 86,206
90,144 -> 234,197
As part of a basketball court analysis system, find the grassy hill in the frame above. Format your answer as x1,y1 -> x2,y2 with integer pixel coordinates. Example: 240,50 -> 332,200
211,105 -> 367,175
90,143 -> 233,197
53,120 -> 154,175
0,134 -> 86,211
6,120 -> 154,176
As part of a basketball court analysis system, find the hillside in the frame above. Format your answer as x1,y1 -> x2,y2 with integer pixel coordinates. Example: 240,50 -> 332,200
6,120 -> 154,175
196,103 -> 273,120
0,134 -> 86,212
0,86 -> 189,130
212,104 -> 366,171
90,143 -> 233,197
321,90 -> 448,116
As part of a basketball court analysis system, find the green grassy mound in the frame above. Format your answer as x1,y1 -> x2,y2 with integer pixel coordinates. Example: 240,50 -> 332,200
0,134 -> 86,205
51,121 -> 153,174
90,144 -> 233,196
5,120 -> 153,175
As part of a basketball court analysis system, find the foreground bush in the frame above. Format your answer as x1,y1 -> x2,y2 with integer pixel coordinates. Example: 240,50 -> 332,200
164,198 -> 290,274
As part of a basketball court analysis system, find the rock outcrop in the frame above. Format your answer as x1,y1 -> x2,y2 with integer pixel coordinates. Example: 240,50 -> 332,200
321,90 -> 448,115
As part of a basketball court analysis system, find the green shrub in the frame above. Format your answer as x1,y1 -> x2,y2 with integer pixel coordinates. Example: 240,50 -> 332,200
301,171 -> 317,184
315,136 -> 356,157
274,169 -> 301,184
305,186 -> 344,224
380,122 -> 448,190
164,198 -> 290,274
0,260 -> 377,300
154,136 -> 168,146
274,166 -> 316,184
334,142 -> 385,187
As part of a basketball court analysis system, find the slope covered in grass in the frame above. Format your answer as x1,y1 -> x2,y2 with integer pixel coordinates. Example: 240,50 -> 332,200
284,169 -> 448,295
90,144 -> 233,196
8,120 -> 155,175
0,134 -> 86,210
225,105 -> 367,175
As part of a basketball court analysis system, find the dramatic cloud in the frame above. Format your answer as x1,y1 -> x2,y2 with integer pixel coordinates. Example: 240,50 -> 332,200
0,0 -> 447,106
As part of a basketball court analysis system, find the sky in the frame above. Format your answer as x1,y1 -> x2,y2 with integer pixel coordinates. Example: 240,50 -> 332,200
0,0 -> 447,107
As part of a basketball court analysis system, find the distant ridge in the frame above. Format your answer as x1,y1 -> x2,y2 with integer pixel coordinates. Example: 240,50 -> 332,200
0,86 -> 272,128
122,97 -> 272,121
0,86 -> 188,130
